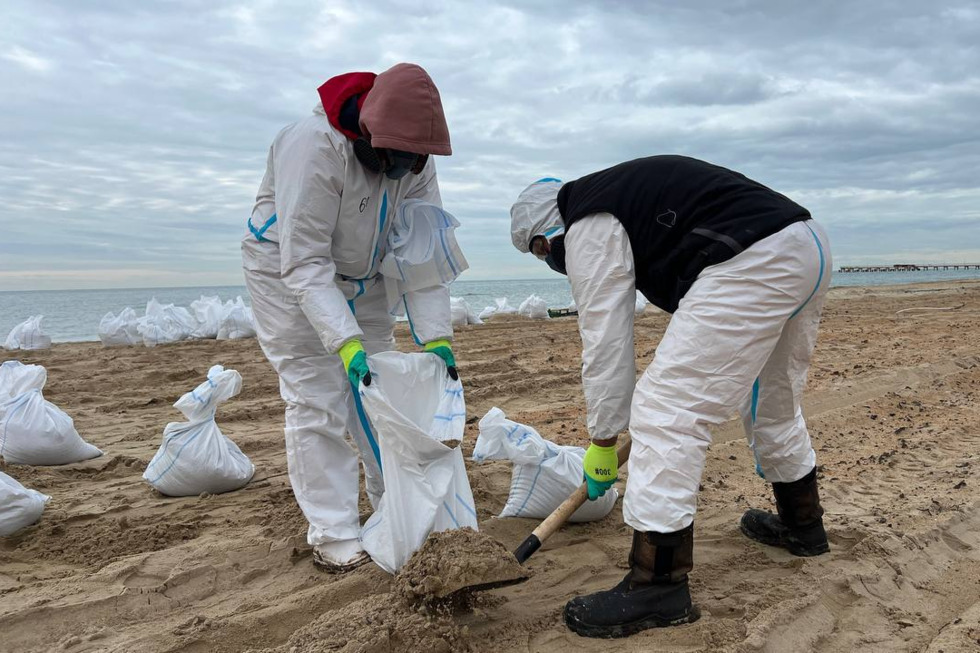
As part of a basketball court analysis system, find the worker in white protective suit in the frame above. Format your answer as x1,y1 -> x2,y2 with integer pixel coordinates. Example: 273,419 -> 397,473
242,63 -> 459,573
510,156 -> 832,638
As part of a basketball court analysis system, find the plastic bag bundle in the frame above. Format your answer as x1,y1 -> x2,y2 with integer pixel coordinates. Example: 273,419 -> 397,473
3,316 -> 51,351
450,297 -> 483,326
189,295 -> 224,339
0,471 -> 50,536
379,200 -> 469,311
217,297 -> 256,340
472,407 -> 617,522
358,352 -> 476,573
98,307 -> 141,347
137,298 -> 196,347
0,361 -> 103,465
143,365 -> 254,496
518,294 -> 550,319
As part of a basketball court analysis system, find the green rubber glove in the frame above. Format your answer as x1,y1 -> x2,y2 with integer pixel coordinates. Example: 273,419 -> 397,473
583,442 -> 618,501
424,339 -> 459,380
339,340 -> 371,387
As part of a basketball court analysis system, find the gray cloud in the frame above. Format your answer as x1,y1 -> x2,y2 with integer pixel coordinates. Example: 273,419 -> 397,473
0,0 -> 978,290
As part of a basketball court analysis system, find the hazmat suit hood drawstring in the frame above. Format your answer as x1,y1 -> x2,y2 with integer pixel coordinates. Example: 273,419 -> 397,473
510,179 -> 565,254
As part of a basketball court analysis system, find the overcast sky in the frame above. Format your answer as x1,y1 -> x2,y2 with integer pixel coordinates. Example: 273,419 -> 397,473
1,1 -> 978,291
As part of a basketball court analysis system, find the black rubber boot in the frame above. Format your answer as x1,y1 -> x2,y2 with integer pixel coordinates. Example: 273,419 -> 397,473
563,525 -> 700,638
740,467 -> 830,557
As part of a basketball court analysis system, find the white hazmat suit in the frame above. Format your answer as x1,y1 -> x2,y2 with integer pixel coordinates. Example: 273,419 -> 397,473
511,181 -> 831,534
242,68 -> 454,567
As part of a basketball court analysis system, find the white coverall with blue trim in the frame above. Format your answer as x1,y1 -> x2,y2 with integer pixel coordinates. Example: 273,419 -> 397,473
241,103 -> 452,555
564,214 -> 832,533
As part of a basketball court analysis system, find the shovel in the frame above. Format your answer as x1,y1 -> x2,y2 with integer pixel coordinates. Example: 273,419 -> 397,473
433,437 -> 632,599
514,436 -> 631,563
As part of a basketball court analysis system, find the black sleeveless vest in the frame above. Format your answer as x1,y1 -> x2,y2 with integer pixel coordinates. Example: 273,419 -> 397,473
556,155 -> 810,313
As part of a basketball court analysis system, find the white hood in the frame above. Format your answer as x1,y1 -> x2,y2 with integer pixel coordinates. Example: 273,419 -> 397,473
510,178 -> 564,253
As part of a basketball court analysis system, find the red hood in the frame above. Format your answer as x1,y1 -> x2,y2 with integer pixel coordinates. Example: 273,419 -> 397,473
317,72 -> 376,141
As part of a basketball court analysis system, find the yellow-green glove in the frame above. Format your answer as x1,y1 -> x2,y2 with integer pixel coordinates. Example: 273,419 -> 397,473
424,339 -> 459,380
583,442 -> 618,500
339,340 -> 371,387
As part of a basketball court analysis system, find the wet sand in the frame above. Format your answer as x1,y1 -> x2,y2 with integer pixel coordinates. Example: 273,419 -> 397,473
2,280 -> 979,652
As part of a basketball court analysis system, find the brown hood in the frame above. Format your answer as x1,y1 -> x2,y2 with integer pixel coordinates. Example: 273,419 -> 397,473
358,63 -> 452,156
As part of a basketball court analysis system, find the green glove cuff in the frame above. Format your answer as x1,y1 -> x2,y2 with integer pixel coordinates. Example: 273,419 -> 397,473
338,340 -> 365,372
424,339 -> 456,369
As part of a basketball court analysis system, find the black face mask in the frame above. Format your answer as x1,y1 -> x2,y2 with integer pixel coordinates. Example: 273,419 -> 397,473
545,235 -> 567,275
353,138 -> 428,179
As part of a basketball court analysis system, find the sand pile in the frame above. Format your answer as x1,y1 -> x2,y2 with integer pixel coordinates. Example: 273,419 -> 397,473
251,593 -> 469,653
394,527 -> 529,602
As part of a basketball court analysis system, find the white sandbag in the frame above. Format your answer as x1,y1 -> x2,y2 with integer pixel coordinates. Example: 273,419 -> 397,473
0,471 -> 50,536
98,307 -> 141,347
143,365 -> 254,496
216,297 -> 256,340
358,351 -> 476,573
472,407 -> 617,522
518,294 -> 550,319
3,316 -> 51,351
635,292 -> 648,315
189,295 -> 224,339
493,297 -> 518,315
450,297 -> 482,326
0,361 -> 103,465
478,306 -> 496,321
137,298 -> 196,347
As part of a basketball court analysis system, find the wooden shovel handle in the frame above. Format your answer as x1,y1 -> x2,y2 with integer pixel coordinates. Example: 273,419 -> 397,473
513,436 -> 631,563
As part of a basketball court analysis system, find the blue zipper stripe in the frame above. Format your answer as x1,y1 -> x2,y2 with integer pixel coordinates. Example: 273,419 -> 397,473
789,223 -> 826,319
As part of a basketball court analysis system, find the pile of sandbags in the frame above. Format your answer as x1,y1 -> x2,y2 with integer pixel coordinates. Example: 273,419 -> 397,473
98,307 -> 141,346
478,297 -> 519,321
472,407 -> 617,522
0,472 -> 49,536
143,365 -> 255,496
101,295 -> 257,347
450,297 -> 483,326
216,297 -> 257,340
0,361 -> 103,465
3,316 -> 51,351
518,294 -> 550,319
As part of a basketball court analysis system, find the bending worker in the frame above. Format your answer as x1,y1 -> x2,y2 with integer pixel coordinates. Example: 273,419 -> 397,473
242,63 -> 457,573
510,155 -> 832,638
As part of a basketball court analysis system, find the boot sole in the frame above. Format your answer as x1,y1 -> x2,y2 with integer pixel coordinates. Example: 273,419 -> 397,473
739,522 -> 829,557
564,604 -> 701,639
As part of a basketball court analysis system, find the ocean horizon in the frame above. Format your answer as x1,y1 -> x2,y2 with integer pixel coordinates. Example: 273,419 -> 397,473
3,269 -> 980,343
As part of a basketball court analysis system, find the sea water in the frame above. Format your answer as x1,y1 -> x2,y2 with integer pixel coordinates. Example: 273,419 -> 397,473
2,269 -> 980,343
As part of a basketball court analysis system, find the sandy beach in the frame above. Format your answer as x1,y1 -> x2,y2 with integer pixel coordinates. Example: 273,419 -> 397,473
2,279 -> 979,652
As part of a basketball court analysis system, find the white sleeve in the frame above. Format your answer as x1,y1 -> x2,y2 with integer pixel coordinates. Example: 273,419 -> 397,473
565,213 -> 637,441
403,157 -> 453,344
275,135 -> 363,353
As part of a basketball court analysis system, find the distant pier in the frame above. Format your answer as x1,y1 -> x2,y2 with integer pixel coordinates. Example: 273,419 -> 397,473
839,264 -> 980,273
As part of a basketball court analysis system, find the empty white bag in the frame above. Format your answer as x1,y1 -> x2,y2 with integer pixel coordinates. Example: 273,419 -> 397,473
0,361 -> 103,465
478,306 -> 496,321
358,352 -> 476,574
0,471 -> 50,536
217,297 -> 256,340
518,294 -> 550,319
635,292 -> 648,315
138,298 -> 196,347
473,407 -> 617,522
493,297 -> 518,315
190,295 -> 224,339
98,307 -> 141,347
143,365 -> 255,496
450,297 -> 483,326
3,316 -> 51,351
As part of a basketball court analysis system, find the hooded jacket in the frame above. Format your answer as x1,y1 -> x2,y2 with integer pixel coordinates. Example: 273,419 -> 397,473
244,65 -> 452,353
